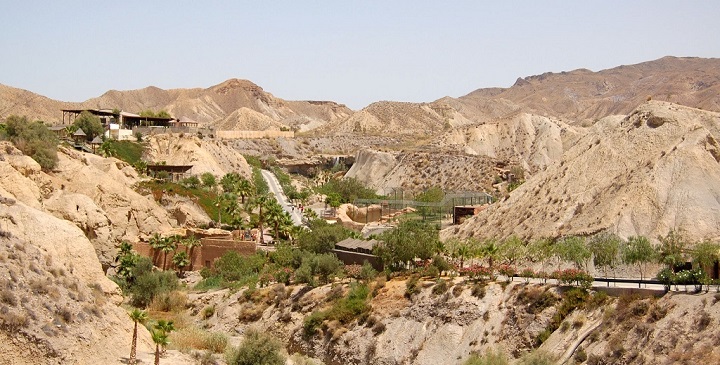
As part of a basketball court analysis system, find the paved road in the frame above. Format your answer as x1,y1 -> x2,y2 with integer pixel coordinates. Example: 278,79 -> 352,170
261,169 -> 304,226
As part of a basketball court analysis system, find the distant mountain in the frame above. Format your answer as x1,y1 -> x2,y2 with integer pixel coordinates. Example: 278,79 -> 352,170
458,56 -> 720,123
0,79 -> 352,132
1,56 -> 718,135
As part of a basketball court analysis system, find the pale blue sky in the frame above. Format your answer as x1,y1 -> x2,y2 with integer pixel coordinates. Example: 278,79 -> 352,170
1,1 -> 718,110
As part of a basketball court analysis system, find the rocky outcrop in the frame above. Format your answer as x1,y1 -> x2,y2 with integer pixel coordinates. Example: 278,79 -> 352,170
437,113 -> 584,173
444,101 -> 720,243
0,196 -> 153,364
144,133 -> 252,178
345,148 -> 503,195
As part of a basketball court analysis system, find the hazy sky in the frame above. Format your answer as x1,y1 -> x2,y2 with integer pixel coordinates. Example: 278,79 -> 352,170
1,1 -> 718,110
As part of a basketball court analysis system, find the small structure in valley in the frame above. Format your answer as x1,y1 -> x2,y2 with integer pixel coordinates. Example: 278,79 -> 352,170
332,237 -> 383,271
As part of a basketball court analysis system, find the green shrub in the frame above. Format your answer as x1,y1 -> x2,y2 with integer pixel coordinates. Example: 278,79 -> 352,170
303,311 -> 327,338
517,350 -> 554,365
463,347 -> 509,365
327,283 -> 371,324
128,269 -> 179,308
432,279 -> 449,295
4,115 -> 58,170
225,328 -> 285,365
405,275 -> 421,298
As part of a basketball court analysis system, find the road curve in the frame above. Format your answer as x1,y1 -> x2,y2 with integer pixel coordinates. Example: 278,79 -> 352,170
260,169 -> 304,226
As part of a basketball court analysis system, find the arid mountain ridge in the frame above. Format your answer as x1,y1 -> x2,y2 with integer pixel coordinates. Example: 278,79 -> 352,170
1,56 -> 719,135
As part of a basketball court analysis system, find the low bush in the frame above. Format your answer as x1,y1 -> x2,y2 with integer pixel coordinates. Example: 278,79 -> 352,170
405,275 -> 421,298
463,347 -> 509,365
225,329 -> 285,365
432,279 -> 449,295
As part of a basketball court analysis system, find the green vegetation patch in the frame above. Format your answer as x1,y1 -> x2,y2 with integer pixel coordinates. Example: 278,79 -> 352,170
137,180 -> 232,224
106,140 -> 144,165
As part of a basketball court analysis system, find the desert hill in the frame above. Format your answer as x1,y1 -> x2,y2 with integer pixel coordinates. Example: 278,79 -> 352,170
314,57 -> 720,139
443,101 -> 720,243
459,56 -> 720,124
3,57 -> 719,140
434,112 -> 585,173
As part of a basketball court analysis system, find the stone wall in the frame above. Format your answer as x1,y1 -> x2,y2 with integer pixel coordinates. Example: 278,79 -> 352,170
133,237 -> 256,270
216,130 -> 294,139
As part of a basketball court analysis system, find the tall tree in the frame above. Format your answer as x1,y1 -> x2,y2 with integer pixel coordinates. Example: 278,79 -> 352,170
151,329 -> 168,365
236,178 -> 254,204
73,111 -> 104,141
248,194 -> 273,245
658,229 -> 688,271
128,309 -> 148,365
154,320 -> 175,354
588,232 -> 622,282
183,235 -> 202,271
160,236 -> 179,270
556,235 -> 591,270
621,236 -> 657,287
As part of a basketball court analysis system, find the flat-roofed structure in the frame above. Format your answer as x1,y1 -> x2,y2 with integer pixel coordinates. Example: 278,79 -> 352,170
61,108 -> 175,129
332,237 -> 383,271
146,164 -> 193,182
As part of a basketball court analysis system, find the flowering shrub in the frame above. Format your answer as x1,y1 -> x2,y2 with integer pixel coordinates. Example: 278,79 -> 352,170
497,265 -> 517,280
553,269 -> 593,289
345,264 -> 363,280
258,273 -> 274,287
459,265 -> 494,281
520,268 -> 535,283
274,267 -> 293,285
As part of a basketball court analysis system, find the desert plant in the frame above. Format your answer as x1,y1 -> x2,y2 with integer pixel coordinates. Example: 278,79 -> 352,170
463,347 -> 509,365
128,309 -> 148,365
226,328 -> 285,365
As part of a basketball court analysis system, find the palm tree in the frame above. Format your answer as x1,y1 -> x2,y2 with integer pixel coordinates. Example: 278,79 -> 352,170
236,178 -> 254,204
220,172 -> 240,193
171,251 -> 190,276
481,239 -> 500,269
154,320 -> 175,354
151,329 -> 168,365
160,236 -> 179,270
265,201 -> 285,242
249,194 -> 272,245
128,309 -> 148,365
183,235 -> 201,271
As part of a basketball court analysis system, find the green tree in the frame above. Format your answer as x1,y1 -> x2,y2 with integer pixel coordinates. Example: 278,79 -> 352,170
151,329 -> 168,365
528,238 -> 554,281
183,235 -> 202,271
73,111 -> 104,141
480,239 -> 501,269
154,320 -> 175,354
499,235 -> 526,266
201,172 -> 217,191
161,236 -> 180,270
297,219 -> 352,254
658,229 -> 688,271
556,236 -> 590,270
376,219 -> 438,270
691,240 -> 720,274
588,232 -> 622,282
226,329 -> 285,365
115,241 -> 139,282
621,236 -> 657,287
128,309 -> 148,365
236,178 -> 254,204
248,194 -> 273,245
172,251 -> 190,276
